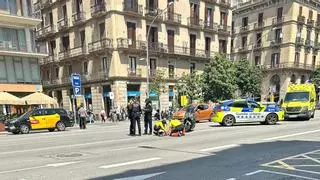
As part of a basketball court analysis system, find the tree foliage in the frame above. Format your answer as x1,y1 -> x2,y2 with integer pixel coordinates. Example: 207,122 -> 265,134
175,72 -> 203,101
149,69 -> 167,96
310,68 -> 320,88
202,54 -> 237,101
235,60 -> 262,97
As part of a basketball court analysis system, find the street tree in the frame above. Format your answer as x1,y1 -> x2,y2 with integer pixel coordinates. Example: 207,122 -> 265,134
311,68 -> 320,88
175,72 -> 203,103
202,54 -> 237,101
149,69 -> 167,119
235,60 -> 262,98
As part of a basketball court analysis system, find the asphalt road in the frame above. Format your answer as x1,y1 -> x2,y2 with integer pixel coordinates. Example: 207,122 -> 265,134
0,113 -> 320,180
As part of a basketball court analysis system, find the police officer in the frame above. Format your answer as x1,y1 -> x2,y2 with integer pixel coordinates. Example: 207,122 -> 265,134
143,99 -> 153,135
131,97 -> 141,136
127,99 -> 134,135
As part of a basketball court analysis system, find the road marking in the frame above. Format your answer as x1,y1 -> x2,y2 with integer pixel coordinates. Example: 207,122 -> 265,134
225,178 -> 236,180
199,144 -> 239,152
302,154 -> 320,164
263,129 -> 320,141
46,161 -> 82,167
245,170 -> 263,176
0,137 -> 139,155
107,147 -> 137,152
114,172 -> 165,180
245,169 -> 320,180
99,157 -> 161,169
277,160 -> 295,170
0,161 -> 82,174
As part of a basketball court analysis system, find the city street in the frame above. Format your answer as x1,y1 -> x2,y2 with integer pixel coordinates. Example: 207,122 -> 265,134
0,114 -> 319,180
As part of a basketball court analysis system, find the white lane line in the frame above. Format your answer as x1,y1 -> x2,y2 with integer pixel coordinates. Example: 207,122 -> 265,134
225,178 -> 236,180
199,144 -> 239,152
107,146 -> 137,152
263,129 -> 320,141
46,161 -> 82,167
245,170 -> 263,176
99,157 -> 161,169
0,161 -> 82,174
0,137 -> 138,155
255,170 -> 320,180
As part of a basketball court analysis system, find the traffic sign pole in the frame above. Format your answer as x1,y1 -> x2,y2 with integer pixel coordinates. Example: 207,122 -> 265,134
71,73 -> 82,126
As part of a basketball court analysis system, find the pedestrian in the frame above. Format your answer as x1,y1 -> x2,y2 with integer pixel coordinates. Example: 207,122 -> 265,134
116,105 -> 121,121
154,109 -> 160,121
143,99 -> 153,135
127,99 -> 134,135
99,109 -> 106,123
78,104 -> 88,129
131,97 -> 141,136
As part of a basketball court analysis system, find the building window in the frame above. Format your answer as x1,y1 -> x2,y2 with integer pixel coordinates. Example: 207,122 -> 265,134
258,13 -> 263,26
313,55 -> 316,67
168,64 -> 174,78
68,64 -> 72,75
220,12 -> 227,25
0,28 -> 26,52
242,17 -> 248,27
255,56 -> 260,66
149,58 -> 156,76
55,67 -> 59,78
83,61 -> 88,75
275,29 -> 282,43
294,52 -> 300,66
190,62 -> 196,74
0,0 -> 17,15
219,40 -> 227,54
277,7 -> 283,20
80,30 -> 85,47
99,22 -> 105,40
205,37 -> 211,53
46,69 -> 50,80
205,7 -> 213,26
271,53 -> 280,67
129,56 -> 137,72
102,57 -> 108,72
61,36 -> 70,51
309,10 -> 313,20
242,36 -> 247,48
190,34 -> 196,56
256,33 -> 262,47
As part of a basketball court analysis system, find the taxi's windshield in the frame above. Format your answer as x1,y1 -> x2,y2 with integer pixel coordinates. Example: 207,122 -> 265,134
284,92 -> 309,102
20,110 -> 33,119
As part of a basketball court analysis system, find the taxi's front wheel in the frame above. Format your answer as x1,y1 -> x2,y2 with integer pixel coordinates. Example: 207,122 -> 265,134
19,124 -> 30,134
56,121 -> 66,131
222,115 -> 235,126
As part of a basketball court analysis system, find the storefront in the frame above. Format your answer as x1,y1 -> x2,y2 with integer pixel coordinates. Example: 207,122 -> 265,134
84,87 -> 92,110
103,85 -> 112,117
127,84 -> 140,102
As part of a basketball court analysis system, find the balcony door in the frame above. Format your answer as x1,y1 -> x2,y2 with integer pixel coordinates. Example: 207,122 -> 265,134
167,0 -> 174,20
147,26 -> 158,50
190,3 -> 199,24
190,34 -> 196,56
127,22 -> 136,48
277,7 -> 283,20
167,30 -> 174,53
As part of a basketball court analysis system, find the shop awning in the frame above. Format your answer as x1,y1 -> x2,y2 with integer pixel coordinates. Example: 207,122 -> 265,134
0,92 -> 24,105
22,92 -> 57,105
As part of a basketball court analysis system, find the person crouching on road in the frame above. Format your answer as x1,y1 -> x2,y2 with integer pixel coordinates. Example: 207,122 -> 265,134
168,119 -> 185,137
153,120 -> 168,136
78,104 -> 88,129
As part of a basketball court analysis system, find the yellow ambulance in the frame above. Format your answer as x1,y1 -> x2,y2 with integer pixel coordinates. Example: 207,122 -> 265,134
282,83 -> 316,120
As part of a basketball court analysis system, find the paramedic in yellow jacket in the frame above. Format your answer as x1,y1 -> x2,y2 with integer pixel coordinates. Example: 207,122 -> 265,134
153,120 -> 168,136
168,119 -> 185,136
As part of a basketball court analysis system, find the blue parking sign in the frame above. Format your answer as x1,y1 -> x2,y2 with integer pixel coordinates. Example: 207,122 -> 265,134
71,74 -> 81,87
74,87 -> 81,97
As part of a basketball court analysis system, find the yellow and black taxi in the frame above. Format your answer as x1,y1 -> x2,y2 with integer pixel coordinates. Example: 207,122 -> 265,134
212,99 -> 284,126
5,108 -> 74,134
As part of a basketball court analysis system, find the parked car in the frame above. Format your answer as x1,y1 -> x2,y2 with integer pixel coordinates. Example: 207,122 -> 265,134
5,108 -> 74,134
173,103 -> 213,122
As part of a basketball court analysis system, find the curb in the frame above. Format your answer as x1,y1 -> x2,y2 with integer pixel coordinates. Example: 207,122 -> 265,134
0,132 -> 8,135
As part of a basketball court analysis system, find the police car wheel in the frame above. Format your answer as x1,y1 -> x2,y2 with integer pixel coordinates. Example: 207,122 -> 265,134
222,115 -> 235,126
265,114 -> 278,125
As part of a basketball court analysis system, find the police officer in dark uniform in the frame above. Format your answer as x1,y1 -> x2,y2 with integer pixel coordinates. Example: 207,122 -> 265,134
131,97 -> 141,136
127,99 -> 134,135
143,98 -> 153,135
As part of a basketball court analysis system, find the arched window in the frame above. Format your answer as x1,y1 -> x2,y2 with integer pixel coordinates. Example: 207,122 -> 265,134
290,74 -> 296,83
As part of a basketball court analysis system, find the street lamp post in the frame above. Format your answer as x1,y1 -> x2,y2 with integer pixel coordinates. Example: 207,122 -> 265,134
145,1 -> 174,98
